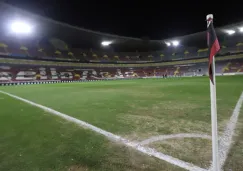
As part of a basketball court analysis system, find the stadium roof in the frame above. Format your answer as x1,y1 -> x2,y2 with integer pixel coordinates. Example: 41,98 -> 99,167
1,2 -> 243,52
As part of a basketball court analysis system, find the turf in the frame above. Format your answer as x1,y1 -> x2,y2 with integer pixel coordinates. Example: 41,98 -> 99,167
150,137 -> 212,168
223,106 -> 243,171
0,93 -> 183,171
1,75 -> 243,170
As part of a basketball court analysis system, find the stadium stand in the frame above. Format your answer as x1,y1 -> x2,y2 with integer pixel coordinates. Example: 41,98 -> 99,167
1,56 -> 243,85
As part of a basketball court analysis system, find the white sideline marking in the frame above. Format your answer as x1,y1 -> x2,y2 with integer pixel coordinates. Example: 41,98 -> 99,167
209,92 -> 243,171
139,133 -> 211,146
0,90 -> 206,171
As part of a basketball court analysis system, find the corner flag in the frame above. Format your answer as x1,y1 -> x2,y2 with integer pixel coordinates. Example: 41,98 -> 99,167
207,15 -> 220,84
207,14 -> 220,171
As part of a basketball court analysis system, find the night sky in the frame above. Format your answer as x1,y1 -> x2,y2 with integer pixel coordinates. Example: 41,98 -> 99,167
4,0 -> 243,40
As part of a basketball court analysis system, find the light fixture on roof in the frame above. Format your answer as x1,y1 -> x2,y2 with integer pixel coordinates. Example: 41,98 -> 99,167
172,40 -> 179,46
165,42 -> 171,46
239,27 -> 243,32
10,21 -> 33,34
101,41 -> 112,46
225,30 -> 235,35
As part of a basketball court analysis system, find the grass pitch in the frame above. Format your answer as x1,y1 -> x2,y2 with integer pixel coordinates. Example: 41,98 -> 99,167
1,76 -> 243,171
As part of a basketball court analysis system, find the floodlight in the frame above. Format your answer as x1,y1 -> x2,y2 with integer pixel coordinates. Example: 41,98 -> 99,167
101,41 -> 112,46
225,30 -> 235,35
239,27 -> 243,32
166,42 -> 171,46
172,40 -> 179,46
10,21 -> 32,34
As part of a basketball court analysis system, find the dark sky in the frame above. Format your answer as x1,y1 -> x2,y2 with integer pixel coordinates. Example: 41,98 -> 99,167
4,0 -> 243,40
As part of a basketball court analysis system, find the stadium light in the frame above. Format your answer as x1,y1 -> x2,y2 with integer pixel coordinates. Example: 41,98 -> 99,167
10,21 -> 33,34
225,30 -> 235,35
165,42 -> 171,46
239,27 -> 243,32
172,40 -> 179,46
101,41 -> 112,46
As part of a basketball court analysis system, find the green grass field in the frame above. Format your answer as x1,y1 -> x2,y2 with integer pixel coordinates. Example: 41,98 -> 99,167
1,76 -> 243,171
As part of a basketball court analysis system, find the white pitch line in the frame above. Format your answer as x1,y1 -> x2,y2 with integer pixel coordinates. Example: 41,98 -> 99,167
139,133 -> 211,146
0,90 -> 206,171
209,91 -> 243,171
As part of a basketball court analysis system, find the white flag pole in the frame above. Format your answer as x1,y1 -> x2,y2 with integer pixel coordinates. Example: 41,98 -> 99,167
207,14 -> 220,171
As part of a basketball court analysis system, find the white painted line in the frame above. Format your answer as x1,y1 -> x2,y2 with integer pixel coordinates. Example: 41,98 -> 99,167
135,145 -> 207,171
0,90 -> 206,171
209,92 -> 243,171
139,133 -> 211,146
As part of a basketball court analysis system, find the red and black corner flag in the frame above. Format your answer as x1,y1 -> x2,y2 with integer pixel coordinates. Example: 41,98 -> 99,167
207,14 -> 220,84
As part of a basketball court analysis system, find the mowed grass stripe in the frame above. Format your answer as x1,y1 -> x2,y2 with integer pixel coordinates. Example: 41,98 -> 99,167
0,93 -> 183,171
1,76 -> 243,170
1,76 -> 243,139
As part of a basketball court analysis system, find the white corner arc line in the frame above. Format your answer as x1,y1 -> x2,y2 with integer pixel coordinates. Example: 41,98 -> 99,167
0,90 -> 206,171
139,133 -> 211,146
209,91 -> 243,171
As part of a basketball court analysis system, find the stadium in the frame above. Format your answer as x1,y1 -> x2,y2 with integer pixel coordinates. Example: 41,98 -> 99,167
0,2 -> 243,171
